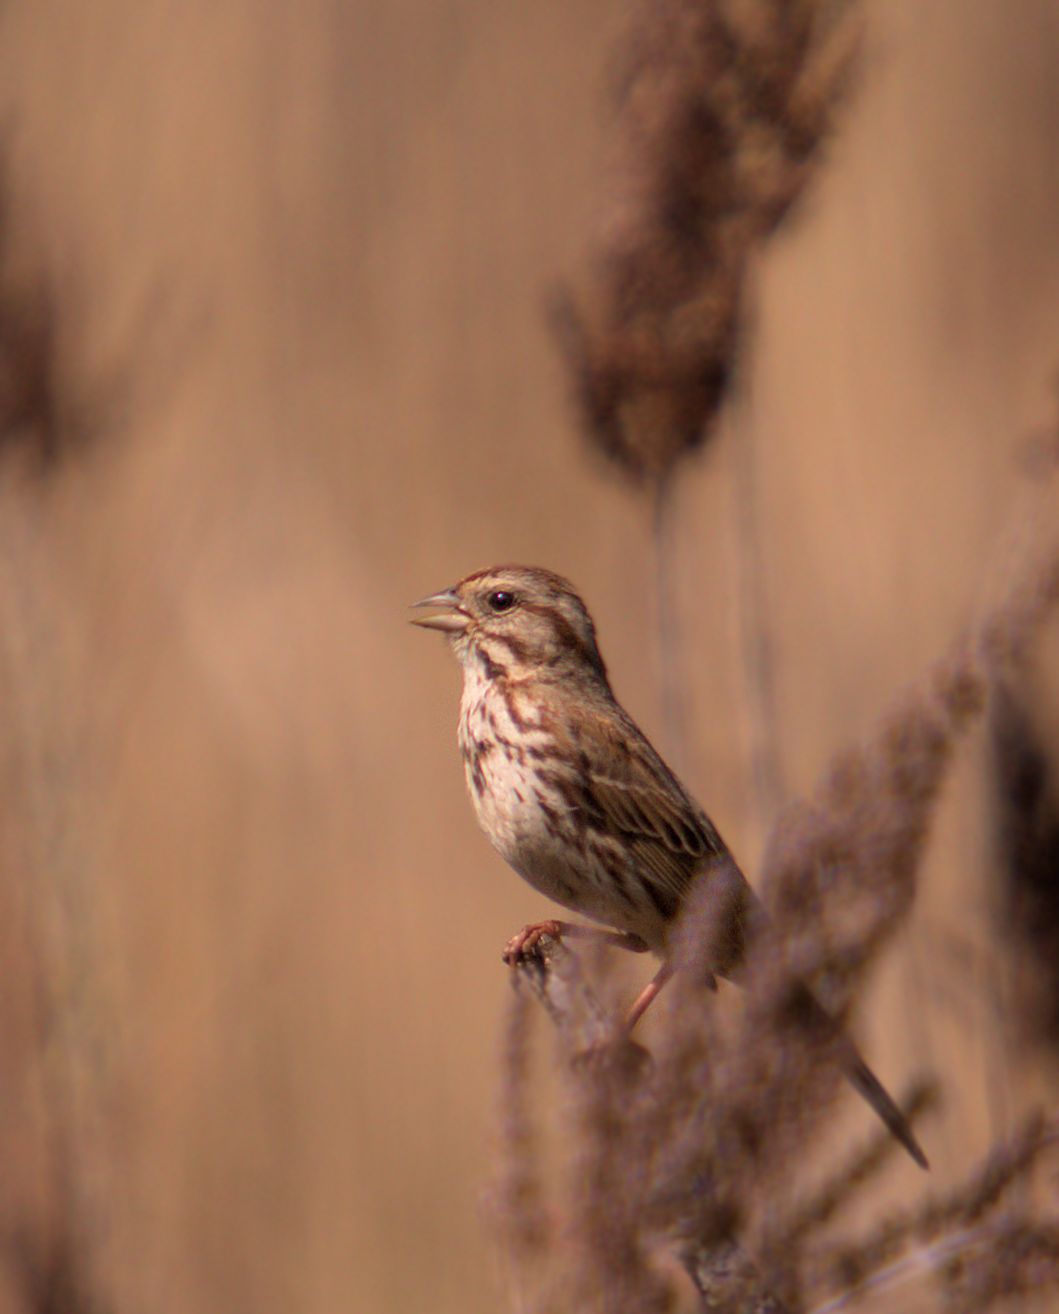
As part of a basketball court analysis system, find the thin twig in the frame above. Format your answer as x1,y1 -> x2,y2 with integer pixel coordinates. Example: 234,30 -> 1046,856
810,1218 -> 1026,1314
651,473 -> 691,776
729,380 -> 784,831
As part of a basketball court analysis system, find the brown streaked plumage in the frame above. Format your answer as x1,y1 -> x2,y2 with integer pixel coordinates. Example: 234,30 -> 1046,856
413,564 -> 927,1168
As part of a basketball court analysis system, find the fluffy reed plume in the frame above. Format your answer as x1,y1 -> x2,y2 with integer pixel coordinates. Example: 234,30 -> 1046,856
555,0 -> 861,485
491,488 -> 1059,1312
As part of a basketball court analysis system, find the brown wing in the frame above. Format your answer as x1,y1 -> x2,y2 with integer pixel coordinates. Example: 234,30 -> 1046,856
589,772 -> 717,913
568,704 -> 739,935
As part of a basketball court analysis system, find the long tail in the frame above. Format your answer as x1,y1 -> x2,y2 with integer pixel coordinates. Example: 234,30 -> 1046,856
840,1043 -> 929,1169
796,982 -> 928,1169
706,869 -> 928,1168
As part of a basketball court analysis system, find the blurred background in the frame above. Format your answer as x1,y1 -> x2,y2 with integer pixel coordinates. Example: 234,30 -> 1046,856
0,1 -> 1056,1310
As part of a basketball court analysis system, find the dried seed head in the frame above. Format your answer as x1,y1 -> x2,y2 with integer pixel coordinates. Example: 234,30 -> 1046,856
556,0 -> 862,485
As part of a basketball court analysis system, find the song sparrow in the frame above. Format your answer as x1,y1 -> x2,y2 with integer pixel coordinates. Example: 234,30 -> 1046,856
413,564 -> 927,1168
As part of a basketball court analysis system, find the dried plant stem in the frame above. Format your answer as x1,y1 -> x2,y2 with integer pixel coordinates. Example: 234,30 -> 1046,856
493,988 -> 550,1314
508,933 -> 616,1052
0,491 -> 108,1312
508,936 -> 790,1314
810,1218 -> 1032,1314
728,383 -> 784,831
651,473 -> 691,776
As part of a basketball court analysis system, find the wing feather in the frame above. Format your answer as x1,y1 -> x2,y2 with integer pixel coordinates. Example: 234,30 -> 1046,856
567,708 -> 730,921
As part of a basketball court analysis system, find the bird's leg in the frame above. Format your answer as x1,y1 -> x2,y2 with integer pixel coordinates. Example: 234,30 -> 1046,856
623,961 -> 675,1032
502,920 -> 649,964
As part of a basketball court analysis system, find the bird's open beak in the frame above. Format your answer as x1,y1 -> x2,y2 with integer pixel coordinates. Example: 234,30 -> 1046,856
410,588 -> 470,634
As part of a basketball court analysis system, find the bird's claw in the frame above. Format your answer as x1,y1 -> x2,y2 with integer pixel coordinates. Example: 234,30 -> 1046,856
502,919 -> 564,964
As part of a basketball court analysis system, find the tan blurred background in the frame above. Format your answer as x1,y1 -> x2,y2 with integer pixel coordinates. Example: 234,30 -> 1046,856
0,1 -> 1056,1310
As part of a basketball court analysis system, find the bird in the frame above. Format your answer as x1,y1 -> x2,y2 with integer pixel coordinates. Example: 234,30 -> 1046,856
412,563 -> 927,1168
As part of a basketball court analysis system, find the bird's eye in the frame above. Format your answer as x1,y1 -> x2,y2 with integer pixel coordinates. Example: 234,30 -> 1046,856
487,589 -> 516,613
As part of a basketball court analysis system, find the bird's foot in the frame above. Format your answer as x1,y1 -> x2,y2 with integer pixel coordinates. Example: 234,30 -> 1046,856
502,919 -> 565,964
503,921 -> 650,963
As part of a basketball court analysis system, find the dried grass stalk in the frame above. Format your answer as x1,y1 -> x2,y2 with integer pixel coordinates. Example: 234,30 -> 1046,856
555,0 -> 862,484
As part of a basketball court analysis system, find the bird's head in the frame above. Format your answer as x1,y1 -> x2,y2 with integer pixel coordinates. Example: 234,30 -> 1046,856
411,564 -> 607,682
